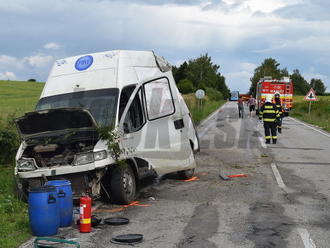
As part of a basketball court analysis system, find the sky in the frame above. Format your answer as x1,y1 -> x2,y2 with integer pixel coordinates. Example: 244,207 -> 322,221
0,0 -> 330,93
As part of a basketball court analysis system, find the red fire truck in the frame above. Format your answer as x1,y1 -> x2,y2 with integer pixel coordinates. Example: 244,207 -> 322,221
256,76 -> 293,116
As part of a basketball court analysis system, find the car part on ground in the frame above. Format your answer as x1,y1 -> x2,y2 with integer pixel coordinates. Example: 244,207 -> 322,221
110,234 -> 143,245
104,217 -> 129,226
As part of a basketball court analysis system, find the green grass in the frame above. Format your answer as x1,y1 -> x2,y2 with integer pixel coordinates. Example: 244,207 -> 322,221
0,166 -> 30,248
183,93 -> 225,124
0,80 -> 44,247
291,95 -> 330,132
0,80 -> 44,126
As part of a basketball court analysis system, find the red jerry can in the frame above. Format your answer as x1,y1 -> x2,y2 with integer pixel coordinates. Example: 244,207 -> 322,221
79,196 -> 92,233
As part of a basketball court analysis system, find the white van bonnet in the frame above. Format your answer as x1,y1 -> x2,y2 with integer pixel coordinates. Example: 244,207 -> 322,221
265,96 -> 272,103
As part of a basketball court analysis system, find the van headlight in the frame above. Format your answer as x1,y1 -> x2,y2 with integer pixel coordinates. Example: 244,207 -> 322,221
94,150 -> 107,161
74,150 -> 107,165
17,158 -> 37,171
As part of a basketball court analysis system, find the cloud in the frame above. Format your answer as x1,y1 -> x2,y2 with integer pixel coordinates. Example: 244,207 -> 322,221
0,53 -> 54,81
273,0 -> 330,21
0,71 -> 16,80
23,54 -> 53,68
0,0 -> 329,91
44,42 -> 60,50
224,62 -> 257,93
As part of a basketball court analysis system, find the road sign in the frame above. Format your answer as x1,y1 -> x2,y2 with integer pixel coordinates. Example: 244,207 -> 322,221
304,88 -> 317,101
195,89 -> 205,99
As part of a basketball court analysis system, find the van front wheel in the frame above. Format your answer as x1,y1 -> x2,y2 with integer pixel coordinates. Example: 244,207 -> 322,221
110,165 -> 136,205
177,168 -> 195,180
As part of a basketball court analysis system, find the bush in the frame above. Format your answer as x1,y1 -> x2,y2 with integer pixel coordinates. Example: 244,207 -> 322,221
0,129 -> 19,165
0,114 -> 20,165
205,87 -> 223,101
177,79 -> 194,94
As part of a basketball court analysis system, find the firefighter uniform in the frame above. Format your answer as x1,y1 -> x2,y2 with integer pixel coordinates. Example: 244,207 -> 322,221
274,93 -> 283,133
259,100 -> 280,144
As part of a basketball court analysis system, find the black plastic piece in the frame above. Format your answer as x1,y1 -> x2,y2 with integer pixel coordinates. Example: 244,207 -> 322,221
104,217 -> 129,226
111,234 -> 143,244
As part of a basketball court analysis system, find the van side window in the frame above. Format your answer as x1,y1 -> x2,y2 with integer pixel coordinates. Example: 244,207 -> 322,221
118,85 -> 136,121
143,78 -> 175,120
124,89 -> 145,133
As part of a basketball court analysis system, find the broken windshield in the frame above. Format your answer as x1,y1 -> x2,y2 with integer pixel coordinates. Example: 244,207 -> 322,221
35,88 -> 119,126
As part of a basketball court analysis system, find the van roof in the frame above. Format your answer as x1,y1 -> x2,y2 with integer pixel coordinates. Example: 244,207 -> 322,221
41,50 -> 172,98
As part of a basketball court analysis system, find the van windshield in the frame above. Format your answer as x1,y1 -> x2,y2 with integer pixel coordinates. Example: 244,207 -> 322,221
35,88 -> 119,126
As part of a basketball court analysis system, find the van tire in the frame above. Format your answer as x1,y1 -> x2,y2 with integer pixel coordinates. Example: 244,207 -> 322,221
110,165 -> 136,205
177,168 -> 195,180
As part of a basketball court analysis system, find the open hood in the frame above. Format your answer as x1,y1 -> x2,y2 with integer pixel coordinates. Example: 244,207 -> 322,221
15,108 -> 98,139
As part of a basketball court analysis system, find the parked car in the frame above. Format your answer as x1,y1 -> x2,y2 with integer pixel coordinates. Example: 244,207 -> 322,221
15,50 -> 199,204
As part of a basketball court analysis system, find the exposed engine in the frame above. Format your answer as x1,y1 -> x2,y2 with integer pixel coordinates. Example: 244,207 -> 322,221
21,131 -> 98,168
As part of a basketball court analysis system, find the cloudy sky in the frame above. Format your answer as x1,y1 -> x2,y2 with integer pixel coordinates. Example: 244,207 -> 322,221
1,0 -> 329,92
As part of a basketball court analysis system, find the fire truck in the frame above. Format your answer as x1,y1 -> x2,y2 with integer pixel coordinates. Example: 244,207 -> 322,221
256,76 -> 293,116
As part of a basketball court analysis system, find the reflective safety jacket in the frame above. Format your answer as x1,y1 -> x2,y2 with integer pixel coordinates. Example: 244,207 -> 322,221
275,100 -> 283,117
259,102 -> 280,122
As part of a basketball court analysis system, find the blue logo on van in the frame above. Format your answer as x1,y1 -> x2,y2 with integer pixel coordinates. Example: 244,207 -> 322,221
75,55 -> 93,71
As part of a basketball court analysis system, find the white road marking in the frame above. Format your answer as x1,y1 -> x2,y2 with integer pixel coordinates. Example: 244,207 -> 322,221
288,117 -> 330,138
271,163 -> 286,189
233,118 -> 241,148
298,228 -> 317,248
258,136 -> 267,148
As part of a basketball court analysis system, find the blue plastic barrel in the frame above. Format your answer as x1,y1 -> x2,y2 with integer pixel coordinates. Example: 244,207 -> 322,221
45,180 -> 73,227
28,185 -> 59,236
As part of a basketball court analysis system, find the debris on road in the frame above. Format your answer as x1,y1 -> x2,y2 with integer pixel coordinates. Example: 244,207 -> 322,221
93,201 -> 151,213
182,176 -> 199,182
104,217 -> 129,226
111,234 -> 143,245
219,174 -> 230,181
227,174 -> 248,178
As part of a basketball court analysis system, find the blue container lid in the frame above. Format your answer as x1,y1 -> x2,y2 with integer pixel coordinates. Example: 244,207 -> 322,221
29,185 -> 56,193
45,180 -> 71,187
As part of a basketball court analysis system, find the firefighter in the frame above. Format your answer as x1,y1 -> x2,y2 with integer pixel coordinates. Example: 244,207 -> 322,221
259,96 -> 280,144
274,92 -> 283,133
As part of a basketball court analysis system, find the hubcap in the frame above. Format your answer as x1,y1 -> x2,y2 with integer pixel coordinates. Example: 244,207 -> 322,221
122,172 -> 133,194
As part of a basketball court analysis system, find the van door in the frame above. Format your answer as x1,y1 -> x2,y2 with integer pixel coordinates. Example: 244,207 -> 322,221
119,77 -> 195,175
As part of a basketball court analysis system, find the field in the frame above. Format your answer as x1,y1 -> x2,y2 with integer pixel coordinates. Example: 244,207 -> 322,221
0,80 -> 44,126
291,95 -> 330,132
0,80 -> 44,248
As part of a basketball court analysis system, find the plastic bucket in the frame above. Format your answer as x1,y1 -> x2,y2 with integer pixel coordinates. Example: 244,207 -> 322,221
45,180 -> 73,227
28,185 -> 59,236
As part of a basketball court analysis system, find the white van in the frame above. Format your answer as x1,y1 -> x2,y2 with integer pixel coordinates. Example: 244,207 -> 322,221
15,50 -> 199,204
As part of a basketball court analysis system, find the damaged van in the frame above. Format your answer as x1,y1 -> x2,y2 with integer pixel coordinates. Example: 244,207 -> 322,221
15,50 -> 199,204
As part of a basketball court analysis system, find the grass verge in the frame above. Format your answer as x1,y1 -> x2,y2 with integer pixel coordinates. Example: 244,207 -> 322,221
0,166 -> 30,248
291,95 -> 330,132
183,93 -> 225,124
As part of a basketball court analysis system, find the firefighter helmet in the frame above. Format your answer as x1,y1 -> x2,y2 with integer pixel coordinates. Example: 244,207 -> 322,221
274,92 -> 280,98
265,96 -> 272,103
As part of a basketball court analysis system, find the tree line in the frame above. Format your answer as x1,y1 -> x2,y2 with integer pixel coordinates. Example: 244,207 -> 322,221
249,58 -> 327,96
172,54 -> 230,100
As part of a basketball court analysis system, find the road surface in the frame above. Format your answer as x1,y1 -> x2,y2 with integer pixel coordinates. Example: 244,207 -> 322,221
21,101 -> 330,248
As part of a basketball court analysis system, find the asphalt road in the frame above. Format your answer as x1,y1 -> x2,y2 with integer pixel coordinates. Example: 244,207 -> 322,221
20,101 -> 330,248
